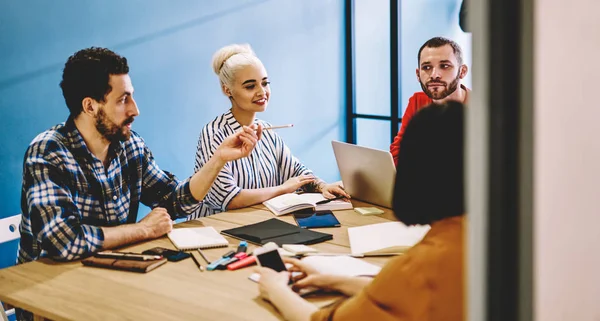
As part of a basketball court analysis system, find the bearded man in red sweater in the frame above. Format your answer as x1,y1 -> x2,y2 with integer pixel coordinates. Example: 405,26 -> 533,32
390,37 -> 471,165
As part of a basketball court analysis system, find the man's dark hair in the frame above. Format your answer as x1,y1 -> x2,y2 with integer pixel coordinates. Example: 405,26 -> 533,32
393,101 -> 465,225
417,37 -> 464,66
60,47 -> 129,117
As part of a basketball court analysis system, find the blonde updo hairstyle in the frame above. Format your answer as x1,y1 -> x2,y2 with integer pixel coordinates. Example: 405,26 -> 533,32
212,43 -> 264,96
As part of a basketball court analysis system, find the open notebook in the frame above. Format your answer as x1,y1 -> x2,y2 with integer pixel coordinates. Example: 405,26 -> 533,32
167,226 -> 229,250
348,222 -> 431,256
263,193 -> 353,216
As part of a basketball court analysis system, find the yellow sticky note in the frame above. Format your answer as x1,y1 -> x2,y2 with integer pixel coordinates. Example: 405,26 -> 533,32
354,207 -> 385,215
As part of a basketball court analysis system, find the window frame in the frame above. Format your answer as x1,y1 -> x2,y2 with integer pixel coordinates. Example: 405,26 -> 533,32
345,0 -> 400,145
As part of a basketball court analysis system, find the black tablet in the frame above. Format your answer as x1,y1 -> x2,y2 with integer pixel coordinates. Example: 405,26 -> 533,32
292,210 -> 341,228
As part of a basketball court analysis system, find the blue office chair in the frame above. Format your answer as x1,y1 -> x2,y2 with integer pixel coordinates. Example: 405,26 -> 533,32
0,214 -> 21,321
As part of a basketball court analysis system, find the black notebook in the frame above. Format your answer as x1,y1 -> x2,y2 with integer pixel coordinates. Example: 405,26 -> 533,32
221,218 -> 333,246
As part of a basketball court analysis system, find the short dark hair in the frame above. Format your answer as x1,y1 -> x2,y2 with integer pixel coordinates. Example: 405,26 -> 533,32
60,47 -> 129,117
417,37 -> 464,66
393,101 -> 465,225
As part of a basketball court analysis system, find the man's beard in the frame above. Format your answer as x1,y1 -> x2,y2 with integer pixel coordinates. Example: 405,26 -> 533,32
95,107 -> 134,143
420,72 -> 461,100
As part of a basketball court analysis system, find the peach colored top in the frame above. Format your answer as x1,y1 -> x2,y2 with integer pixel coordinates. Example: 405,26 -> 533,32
311,216 -> 465,321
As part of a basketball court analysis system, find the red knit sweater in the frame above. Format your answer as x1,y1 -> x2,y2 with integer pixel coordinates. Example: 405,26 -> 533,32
390,86 -> 470,166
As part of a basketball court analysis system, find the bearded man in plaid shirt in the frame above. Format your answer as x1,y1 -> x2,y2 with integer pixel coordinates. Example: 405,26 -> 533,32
18,47 -> 263,264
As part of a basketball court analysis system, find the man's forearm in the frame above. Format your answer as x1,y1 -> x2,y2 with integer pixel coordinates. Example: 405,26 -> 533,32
101,223 -> 149,249
189,153 -> 227,201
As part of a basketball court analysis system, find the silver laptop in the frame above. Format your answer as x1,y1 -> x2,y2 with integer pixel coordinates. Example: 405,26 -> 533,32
331,141 -> 396,208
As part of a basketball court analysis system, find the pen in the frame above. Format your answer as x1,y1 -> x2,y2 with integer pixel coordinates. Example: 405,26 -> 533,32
263,124 -> 293,130
197,248 -> 210,264
190,253 -> 204,272
95,251 -> 162,261
316,195 -> 347,205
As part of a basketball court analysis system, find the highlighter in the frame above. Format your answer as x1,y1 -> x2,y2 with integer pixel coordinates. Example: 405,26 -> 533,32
215,257 -> 238,270
226,255 -> 256,271
236,241 -> 248,254
234,252 -> 248,259
207,250 -> 238,271
215,253 -> 249,270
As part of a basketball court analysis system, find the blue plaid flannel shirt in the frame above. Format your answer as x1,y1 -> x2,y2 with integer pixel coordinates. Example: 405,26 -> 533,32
18,118 -> 201,263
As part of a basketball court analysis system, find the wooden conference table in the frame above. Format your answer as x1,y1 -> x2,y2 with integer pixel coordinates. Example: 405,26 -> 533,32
0,200 -> 396,321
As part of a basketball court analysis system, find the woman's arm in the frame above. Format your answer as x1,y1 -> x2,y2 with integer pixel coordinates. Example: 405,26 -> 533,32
266,284 -> 318,321
332,276 -> 372,296
227,175 -> 316,209
292,274 -> 372,297
258,269 -> 318,321
284,258 -> 372,296
227,186 -> 286,209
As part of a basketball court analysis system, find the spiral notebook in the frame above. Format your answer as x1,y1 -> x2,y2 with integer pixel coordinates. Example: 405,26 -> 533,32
167,226 -> 229,250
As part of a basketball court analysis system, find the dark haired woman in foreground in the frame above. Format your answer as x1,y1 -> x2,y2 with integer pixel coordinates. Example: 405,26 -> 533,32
257,101 -> 466,321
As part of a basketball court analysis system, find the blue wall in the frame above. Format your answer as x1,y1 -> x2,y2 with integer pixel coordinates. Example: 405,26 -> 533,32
0,0 -> 345,265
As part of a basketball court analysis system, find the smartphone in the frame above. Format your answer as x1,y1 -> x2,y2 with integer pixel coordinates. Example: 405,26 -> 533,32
142,247 -> 191,262
292,210 -> 341,228
254,247 -> 287,272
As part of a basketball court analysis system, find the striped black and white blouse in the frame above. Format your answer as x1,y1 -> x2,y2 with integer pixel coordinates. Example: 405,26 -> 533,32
191,110 -> 314,218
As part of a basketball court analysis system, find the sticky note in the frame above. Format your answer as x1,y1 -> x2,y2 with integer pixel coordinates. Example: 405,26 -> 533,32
354,207 -> 385,215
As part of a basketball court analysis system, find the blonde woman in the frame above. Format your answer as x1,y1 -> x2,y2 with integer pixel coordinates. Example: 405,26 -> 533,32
192,44 -> 348,217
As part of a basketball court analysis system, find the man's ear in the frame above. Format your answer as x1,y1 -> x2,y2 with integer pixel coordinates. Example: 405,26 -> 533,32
459,65 -> 469,79
81,97 -> 98,116
415,68 -> 420,82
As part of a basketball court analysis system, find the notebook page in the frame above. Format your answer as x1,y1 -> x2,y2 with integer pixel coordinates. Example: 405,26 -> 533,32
298,193 -> 353,211
265,194 -> 304,209
263,193 -> 313,215
348,222 -> 430,255
168,227 -> 228,250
